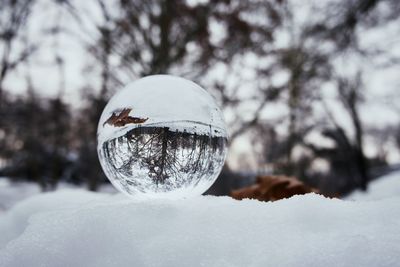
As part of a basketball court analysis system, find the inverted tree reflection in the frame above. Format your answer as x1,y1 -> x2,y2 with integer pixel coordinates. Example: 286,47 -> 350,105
100,126 -> 226,193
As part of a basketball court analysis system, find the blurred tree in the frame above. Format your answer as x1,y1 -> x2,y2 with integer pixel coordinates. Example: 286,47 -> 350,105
302,0 -> 400,191
307,0 -> 400,51
0,0 -> 36,103
0,89 -> 73,190
278,43 -> 330,175
336,72 -> 369,190
6,88 -> 48,188
44,97 -> 72,190
75,0 -> 284,84
74,91 -> 108,191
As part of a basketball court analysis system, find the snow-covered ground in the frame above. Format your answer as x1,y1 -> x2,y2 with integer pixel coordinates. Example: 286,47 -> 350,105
0,179 -> 117,213
0,171 -> 399,267
0,179 -> 41,212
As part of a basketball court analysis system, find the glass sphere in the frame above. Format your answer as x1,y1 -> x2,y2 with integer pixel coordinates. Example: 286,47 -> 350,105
97,75 -> 228,199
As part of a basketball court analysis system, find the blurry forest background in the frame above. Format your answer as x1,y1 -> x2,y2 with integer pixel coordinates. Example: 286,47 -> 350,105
0,0 -> 400,197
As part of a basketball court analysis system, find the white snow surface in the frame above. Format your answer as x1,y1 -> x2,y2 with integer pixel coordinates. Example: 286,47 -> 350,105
98,75 -> 227,144
0,180 -> 116,213
0,190 -> 399,267
0,179 -> 41,212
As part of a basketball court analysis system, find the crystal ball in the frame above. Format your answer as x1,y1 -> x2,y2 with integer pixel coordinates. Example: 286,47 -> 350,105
97,75 -> 228,199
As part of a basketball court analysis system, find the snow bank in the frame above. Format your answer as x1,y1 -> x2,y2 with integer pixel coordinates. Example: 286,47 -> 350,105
1,191 -> 399,267
0,180 -> 117,213
347,170 -> 400,201
0,180 -> 40,212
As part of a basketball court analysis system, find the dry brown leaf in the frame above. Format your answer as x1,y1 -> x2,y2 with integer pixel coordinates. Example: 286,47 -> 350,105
231,175 -> 319,202
103,108 -> 148,127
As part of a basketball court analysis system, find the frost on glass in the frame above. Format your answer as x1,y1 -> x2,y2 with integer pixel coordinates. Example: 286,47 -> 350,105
97,75 -> 227,198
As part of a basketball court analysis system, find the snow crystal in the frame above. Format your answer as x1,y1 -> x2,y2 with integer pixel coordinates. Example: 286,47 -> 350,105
0,191 -> 399,267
